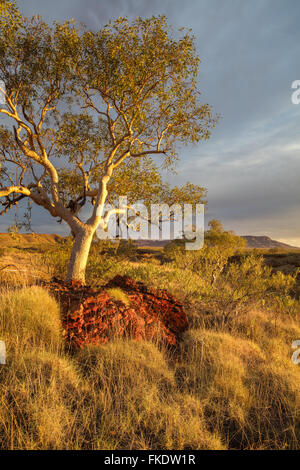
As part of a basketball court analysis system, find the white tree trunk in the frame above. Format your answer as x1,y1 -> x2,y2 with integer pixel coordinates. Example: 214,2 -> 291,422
66,172 -> 110,284
66,228 -> 95,284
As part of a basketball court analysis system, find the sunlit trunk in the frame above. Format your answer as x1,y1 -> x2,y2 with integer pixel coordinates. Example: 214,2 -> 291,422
66,227 -> 94,284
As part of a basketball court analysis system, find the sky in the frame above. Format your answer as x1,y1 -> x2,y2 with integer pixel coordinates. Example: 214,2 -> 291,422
1,0 -> 300,245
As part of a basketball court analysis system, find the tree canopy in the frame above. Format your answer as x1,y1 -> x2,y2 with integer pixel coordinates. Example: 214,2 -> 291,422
0,1 -> 217,282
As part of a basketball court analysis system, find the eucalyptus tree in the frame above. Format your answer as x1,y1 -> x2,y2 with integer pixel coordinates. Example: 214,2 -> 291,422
0,1 -> 216,283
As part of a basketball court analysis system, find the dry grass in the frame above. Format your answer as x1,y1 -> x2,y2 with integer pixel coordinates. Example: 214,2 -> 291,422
106,287 -> 131,306
179,327 -> 300,449
0,286 -> 224,450
0,235 -> 299,449
0,283 -> 299,450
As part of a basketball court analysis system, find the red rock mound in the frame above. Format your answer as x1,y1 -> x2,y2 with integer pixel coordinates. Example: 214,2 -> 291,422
43,276 -> 188,349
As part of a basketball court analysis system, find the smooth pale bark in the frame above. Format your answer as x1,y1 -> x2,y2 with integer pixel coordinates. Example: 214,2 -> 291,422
66,227 -> 95,284
66,172 -> 111,284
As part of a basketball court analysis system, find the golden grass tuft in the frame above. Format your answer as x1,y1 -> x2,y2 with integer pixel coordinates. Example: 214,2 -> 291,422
0,286 -> 62,354
106,287 -> 131,306
178,328 -> 300,449
0,282 -> 299,450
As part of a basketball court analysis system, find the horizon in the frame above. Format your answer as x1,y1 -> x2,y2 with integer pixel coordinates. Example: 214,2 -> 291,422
1,230 -> 299,249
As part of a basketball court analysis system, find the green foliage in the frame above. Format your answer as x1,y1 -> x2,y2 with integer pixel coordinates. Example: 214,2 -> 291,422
205,254 -> 297,326
0,1 -> 23,36
7,222 -> 19,235
86,255 -> 115,282
106,288 -> 130,306
0,6 -> 216,214
115,240 -> 138,258
165,219 -> 246,285
0,3 -> 77,113
42,237 -> 73,279
42,236 -> 116,282
163,219 -> 298,327
79,15 -> 217,159
0,4 -> 218,284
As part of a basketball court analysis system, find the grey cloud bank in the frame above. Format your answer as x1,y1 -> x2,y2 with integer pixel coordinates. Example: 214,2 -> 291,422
1,0 -> 299,245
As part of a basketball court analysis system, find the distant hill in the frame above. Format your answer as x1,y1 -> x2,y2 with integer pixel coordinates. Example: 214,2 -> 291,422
0,233 -> 64,248
137,236 -> 299,250
241,236 -> 298,250
0,233 -> 297,251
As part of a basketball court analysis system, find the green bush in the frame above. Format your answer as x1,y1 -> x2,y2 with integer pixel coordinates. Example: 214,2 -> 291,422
116,239 -> 138,258
193,254 -> 297,328
42,237 -> 73,279
165,219 -> 246,285
42,237 -> 116,282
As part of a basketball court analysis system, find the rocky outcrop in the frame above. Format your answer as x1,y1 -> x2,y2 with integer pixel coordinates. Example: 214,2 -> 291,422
43,276 -> 188,349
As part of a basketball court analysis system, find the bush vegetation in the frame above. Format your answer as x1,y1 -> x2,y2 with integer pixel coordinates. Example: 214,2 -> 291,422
0,222 -> 299,449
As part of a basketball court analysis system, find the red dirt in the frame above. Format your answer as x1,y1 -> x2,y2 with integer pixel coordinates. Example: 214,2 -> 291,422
43,275 -> 188,349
